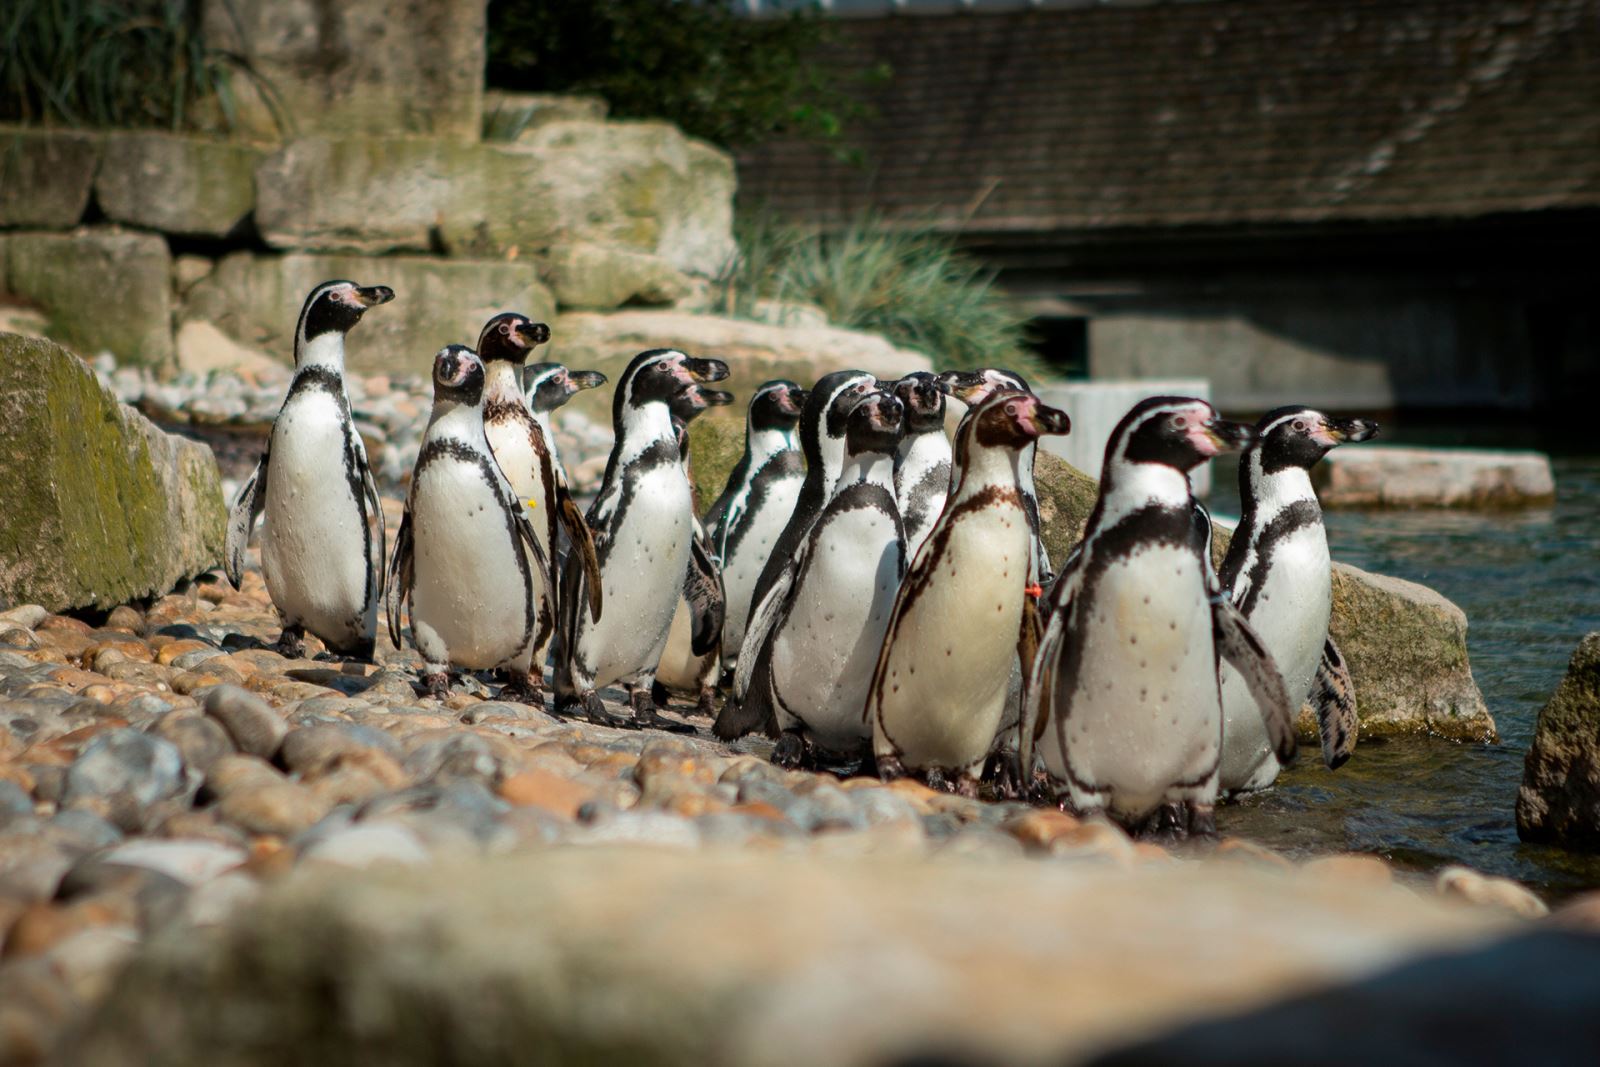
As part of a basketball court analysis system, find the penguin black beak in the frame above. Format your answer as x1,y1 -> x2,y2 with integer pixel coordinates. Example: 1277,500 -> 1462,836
515,320 -> 551,347
935,370 -> 983,401
1030,404 -> 1072,437
354,285 -> 395,308
568,369 -> 607,392
683,357 -> 730,383
1201,417 -> 1255,455
703,389 -> 735,408
1325,416 -> 1380,444
783,387 -> 809,414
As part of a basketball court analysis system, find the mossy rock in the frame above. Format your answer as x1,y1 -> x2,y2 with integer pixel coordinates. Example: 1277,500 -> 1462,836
0,333 -> 226,612
1517,633 -> 1600,848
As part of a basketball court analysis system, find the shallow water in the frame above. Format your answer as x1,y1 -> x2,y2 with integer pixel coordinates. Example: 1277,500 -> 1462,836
1210,451 -> 1600,897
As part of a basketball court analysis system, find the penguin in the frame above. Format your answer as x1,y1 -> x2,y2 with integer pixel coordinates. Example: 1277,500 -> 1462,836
225,280 -> 393,659
553,349 -> 730,731
1022,396 -> 1297,839
475,314 -> 604,701
890,371 -> 953,563
385,346 -> 554,701
702,380 -> 808,678
1217,407 -> 1379,795
523,361 -> 609,485
739,391 -> 907,768
868,392 -> 1072,795
654,384 -> 736,716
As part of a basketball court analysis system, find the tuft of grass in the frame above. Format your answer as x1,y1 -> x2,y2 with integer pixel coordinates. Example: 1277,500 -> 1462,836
720,211 -> 1042,377
0,0 -> 276,132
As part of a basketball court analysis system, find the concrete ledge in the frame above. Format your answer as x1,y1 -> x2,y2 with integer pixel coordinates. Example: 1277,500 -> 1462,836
1318,446 -> 1555,508
1036,379 -> 1212,495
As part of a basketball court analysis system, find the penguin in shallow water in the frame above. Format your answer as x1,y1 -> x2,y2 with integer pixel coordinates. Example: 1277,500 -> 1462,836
715,369 -> 876,741
225,280 -> 393,659
891,371 -> 952,563
739,391 -> 907,768
1218,406 -> 1379,795
654,383 -> 735,716
1023,396 -> 1296,839
523,361 -> 608,486
476,314 -> 603,700
386,346 -> 554,701
870,392 -> 1071,795
703,380 -> 808,678
553,349 -> 729,731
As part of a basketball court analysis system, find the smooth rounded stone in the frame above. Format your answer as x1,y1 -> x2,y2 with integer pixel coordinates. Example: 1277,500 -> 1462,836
28,764 -> 65,805
154,811 -> 249,850
460,701 -> 558,726
570,810 -> 702,849
62,730 -> 186,818
149,713 -> 235,776
203,685 -> 287,760
1047,819 -> 1139,868
45,810 -> 124,853
0,957 -> 74,1064
810,820 -> 930,857
103,606 -> 144,633
844,787 -> 925,828
932,825 -> 1028,861
46,924 -> 140,1002
694,811 -> 805,847
91,839 -> 247,887
357,781 -> 510,845
170,648 -> 227,671
361,667 -> 423,703
1001,808 -> 1084,851
402,732 -> 505,785
0,834 -> 74,901
0,605 -> 49,630
1435,866 -> 1549,918
280,723 -> 401,777
182,871 -> 261,927
300,820 -> 432,869
0,626 -> 42,651
1215,837 -> 1295,871
1300,853 -> 1393,886
785,782 -> 869,834
218,781 -> 331,838
201,754 -> 285,800
497,768 -> 598,820
110,693 -> 176,720
306,765 -> 396,809
0,781 -> 32,828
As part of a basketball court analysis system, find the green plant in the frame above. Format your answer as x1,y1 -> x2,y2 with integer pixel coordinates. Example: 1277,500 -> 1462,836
0,0 -> 273,131
724,211 -> 1042,376
485,0 -> 879,150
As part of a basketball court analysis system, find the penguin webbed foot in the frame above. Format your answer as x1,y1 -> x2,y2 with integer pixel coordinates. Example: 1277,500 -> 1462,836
498,670 -> 545,708
1139,801 -> 1190,845
275,625 -> 306,659
772,730 -> 813,770
626,687 -> 696,735
1186,803 -> 1218,840
650,679 -> 670,708
577,691 -> 631,730
985,751 -> 1027,802
692,687 -> 718,719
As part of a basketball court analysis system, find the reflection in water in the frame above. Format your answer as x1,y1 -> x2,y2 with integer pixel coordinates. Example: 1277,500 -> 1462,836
1210,456 -> 1600,896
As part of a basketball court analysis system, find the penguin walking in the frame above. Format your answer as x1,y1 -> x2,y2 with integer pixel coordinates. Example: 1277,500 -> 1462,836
523,361 -> 609,485
553,349 -> 730,731
225,280 -> 394,659
476,314 -> 603,700
891,371 -> 952,563
1218,407 -> 1379,795
714,369 -> 876,741
869,392 -> 1071,795
1022,396 -> 1297,839
654,384 -> 735,716
385,346 -> 554,700
739,391 -> 907,768
703,380 -> 808,678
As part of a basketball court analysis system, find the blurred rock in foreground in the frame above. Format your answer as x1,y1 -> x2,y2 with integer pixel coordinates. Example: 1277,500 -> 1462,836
1518,633 -> 1600,849
62,848 -> 1516,1067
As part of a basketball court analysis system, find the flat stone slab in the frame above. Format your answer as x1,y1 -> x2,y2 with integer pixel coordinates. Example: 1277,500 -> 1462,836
95,132 -> 263,238
1318,446 -> 1556,508
0,127 -> 97,228
1037,379 -> 1212,495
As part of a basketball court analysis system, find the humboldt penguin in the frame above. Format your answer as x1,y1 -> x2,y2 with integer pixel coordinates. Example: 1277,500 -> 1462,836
739,391 -> 907,768
891,371 -> 952,563
552,349 -> 730,731
476,314 -> 602,700
869,392 -> 1071,795
1218,406 -> 1379,794
225,280 -> 393,659
703,380 -> 808,677
714,369 -> 876,741
385,346 -> 554,701
1023,396 -> 1296,838
654,383 -> 735,716
523,361 -> 608,485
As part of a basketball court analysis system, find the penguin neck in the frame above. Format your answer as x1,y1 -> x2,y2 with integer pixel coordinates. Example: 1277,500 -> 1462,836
1099,460 -> 1194,522
950,442 -> 1023,502
838,450 -> 896,492
426,398 -> 488,447
896,426 -> 950,471
616,400 -> 678,463
296,331 -> 349,378
817,431 -> 852,498
1243,453 -> 1318,521
747,425 -> 798,468
481,360 -> 528,415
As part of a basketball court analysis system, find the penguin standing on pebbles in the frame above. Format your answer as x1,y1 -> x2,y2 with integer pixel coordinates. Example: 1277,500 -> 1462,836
703,380 -> 808,676
1218,407 -> 1379,795
891,371 -> 952,562
386,346 -> 554,701
739,391 -> 907,767
715,369 -> 876,741
476,314 -> 602,699
1023,397 -> 1296,839
225,280 -> 393,659
869,392 -> 1071,795
523,362 -> 608,485
553,349 -> 730,731
654,383 -> 735,716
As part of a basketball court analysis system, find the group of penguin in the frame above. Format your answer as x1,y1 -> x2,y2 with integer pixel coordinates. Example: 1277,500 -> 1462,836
225,280 -> 1379,839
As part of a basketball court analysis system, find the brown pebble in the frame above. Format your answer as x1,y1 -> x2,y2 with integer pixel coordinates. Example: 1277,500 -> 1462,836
1435,865 -> 1548,918
498,769 -> 597,820
204,754 -> 285,798
1300,853 -> 1393,886
218,781 -> 329,837
730,802 -> 790,823
3,901 -> 123,958
103,606 -> 145,633
155,640 -> 214,667
36,616 -> 91,636
1215,836 -> 1294,870
1001,809 -> 1083,851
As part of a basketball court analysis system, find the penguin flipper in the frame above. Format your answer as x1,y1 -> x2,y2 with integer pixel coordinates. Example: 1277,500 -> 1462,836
716,544 -> 802,740
355,438 -> 387,594
224,449 -> 269,589
1310,636 -> 1359,770
685,529 -> 725,658
511,498 -> 556,629
1020,570 -> 1074,782
1211,595 -> 1297,765
385,510 -> 413,650
557,481 -> 603,622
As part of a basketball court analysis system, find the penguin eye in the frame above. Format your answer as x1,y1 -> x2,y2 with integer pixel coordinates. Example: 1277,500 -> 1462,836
1170,415 -> 1188,429
1294,419 -> 1310,432
1004,400 -> 1022,417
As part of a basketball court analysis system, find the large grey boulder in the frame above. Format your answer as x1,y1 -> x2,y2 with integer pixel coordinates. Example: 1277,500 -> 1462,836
62,848 -> 1514,1067
3,228 -> 174,367
1517,634 -> 1600,848
0,127 -> 97,228
254,123 -> 736,275
94,133 -> 263,238
199,0 -> 487,141
0,333 -> 225,613
182,252 -> 556,375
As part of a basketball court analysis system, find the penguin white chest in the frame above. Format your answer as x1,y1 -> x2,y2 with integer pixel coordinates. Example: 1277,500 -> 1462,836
721,477 -> 803,653
260,391 -> 371,634
1049,546 -> 1220,818
484,419 -> 550,553
408,457 -> 530,670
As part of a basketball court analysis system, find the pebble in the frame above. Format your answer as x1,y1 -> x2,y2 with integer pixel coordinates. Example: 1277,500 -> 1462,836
217,781 -> 330,837
61,730 -> 187,827
300,821 -> 431,869
203,685 -> 287,759
281,723 -> 401,776
150,713 -> 236,776
1435,865 -> 1550,918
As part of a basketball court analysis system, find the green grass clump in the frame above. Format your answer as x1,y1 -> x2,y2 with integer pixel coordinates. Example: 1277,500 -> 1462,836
718,211 -> 1041,376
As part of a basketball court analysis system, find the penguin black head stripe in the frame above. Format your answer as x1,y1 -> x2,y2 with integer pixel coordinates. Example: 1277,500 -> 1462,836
892,371 -> 946,434
749,380 -> 808,433
525,362 -> 607,412
936,367 -> 1031,404
432,345 -> 485,406
613,349 -> 730,425
846,390 -> 905,456
1253,407 -> 1381,474
967,391 -> 1072,452
476,313 -> 550,366
296,280 -> 394,353
1112,396 -> 1254,474
812,370 -> 877,454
